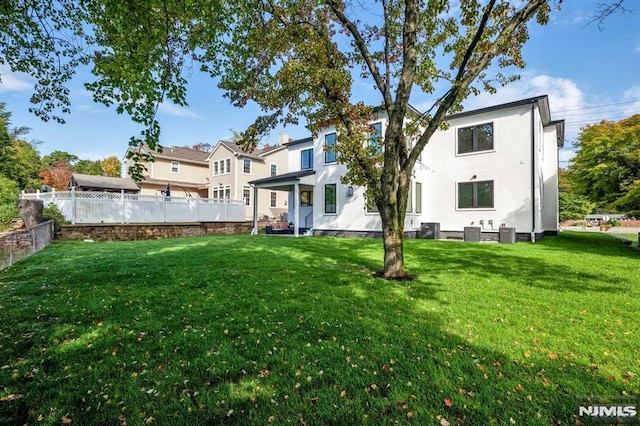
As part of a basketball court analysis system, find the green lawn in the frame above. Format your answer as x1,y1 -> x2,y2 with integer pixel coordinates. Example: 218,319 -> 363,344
0,233 -> 638,425
611,232 -> 638,248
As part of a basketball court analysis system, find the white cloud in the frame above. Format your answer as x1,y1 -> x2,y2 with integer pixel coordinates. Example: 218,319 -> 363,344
158,102 -> 206,120
622,86 -> 640,117
0,66 -> 33,92
75,151 -> 123,161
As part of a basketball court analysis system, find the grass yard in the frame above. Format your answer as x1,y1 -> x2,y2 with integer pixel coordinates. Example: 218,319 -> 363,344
612,232 -> 638,248
0,232 -> 638,425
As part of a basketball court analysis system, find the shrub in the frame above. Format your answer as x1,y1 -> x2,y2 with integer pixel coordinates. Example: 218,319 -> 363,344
42,203 -> 69,233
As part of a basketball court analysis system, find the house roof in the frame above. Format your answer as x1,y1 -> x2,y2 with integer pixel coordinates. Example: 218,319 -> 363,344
208,141 -> 287,161
285,136 -> 313,147
140,176 -> 209,190
585,213 -> 627,220
249,169 -> 316,186
445,95 -> 565,148
129,145 -> 210,164
69,173 -> 140,192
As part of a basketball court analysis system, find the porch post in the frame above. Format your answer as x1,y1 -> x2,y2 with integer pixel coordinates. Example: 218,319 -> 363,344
252,185 -> 258,235
294,182 -> 300,237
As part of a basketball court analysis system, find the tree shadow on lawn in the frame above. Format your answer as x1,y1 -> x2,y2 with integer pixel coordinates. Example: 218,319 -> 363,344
539,231 -> 640,259
403,239 -> 636,295
1,260 -> 636,424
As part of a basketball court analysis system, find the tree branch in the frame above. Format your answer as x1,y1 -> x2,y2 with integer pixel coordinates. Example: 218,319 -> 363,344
326,0 -> 393,109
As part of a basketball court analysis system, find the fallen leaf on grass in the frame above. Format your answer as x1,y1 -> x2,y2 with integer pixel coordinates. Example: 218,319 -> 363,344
0,394 -> 24,401
61,414 -> 72,424
444,398 -> 453,407
436,416 -> 450,426
548,352 -> 558,360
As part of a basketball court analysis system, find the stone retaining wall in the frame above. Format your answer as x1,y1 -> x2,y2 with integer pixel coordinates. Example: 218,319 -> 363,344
60,222 -> 253,241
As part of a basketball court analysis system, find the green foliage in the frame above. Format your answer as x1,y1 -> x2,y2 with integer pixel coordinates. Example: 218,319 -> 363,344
0,0 -> 555,277
0,176 -> 19,229
559,191 -> 596,221
0,233 -> 638,424
42,203 -> 68,232
0,104 -> 42,191
41,150 -> 79,169
569,115 -> 640,213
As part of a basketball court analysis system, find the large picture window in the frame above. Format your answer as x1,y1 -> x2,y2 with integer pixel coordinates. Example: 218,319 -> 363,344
324,133 -> 337,163
301,148 -> 313,170
458,123 -> 494,154
458,180 -> 494,209
324,184 -> 336,214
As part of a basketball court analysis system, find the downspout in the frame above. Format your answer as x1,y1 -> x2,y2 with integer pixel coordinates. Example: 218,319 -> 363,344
530,101 -> 536,243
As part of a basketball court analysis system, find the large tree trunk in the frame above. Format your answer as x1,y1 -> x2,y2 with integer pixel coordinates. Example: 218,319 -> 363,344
379,151 -> 410,279
382,215 -> 405,278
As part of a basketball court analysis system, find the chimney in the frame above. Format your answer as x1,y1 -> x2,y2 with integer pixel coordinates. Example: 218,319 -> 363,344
279,132 -> 289,145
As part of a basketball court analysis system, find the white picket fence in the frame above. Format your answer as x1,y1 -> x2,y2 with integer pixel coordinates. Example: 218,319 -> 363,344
21,189 -> 246,224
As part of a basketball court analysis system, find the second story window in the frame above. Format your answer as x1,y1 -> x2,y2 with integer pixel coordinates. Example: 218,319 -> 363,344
301,148 -> 313,170
324,133 -> 337,164
171,161 -> 179,173
368,122 -> 382,154
213,158 -> 231,176
458,123 -> 494,154
243,158 -> 251,174
270,164 -> 277,176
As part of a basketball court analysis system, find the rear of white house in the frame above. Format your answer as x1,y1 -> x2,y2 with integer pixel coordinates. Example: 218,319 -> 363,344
252,95 -> 564,241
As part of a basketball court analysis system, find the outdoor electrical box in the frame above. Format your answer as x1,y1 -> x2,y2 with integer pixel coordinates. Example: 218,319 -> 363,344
464,226 -> 481,242
499,227 -> 516,244
420,222 -> 440,239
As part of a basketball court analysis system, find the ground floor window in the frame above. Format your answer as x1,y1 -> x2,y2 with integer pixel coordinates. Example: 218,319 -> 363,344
270,191 -> 277,208
213,185 -> 231,199
243,186 -> 251,206
324,184 -> 336,214
301,190 -> 313,206
458,180 -> 494,209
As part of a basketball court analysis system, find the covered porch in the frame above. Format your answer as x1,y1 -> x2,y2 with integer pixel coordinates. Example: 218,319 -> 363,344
249,170 -> 315,237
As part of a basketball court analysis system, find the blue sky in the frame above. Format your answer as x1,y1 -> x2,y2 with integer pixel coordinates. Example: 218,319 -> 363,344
0,1 -> 639,169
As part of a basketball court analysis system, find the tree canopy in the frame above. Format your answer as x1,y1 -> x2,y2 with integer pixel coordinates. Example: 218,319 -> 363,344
569,115 -> 640,216
1,0 -> 560,277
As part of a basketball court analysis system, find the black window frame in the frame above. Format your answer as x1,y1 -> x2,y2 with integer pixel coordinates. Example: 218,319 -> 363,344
301,148 -> 313,170
324,133 -> 337,164
457,180 -> 494,209
457,122 -> 494,154
324,184 -> 336,214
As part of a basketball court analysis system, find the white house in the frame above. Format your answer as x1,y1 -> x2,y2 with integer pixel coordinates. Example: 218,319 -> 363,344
251,95 -> 564,241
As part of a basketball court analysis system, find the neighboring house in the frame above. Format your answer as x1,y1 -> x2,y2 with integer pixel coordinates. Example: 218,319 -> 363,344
252,95 -> 564,241
68,173 -> 140,193
207,137 -> 289,220
124,145 -> 210,197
